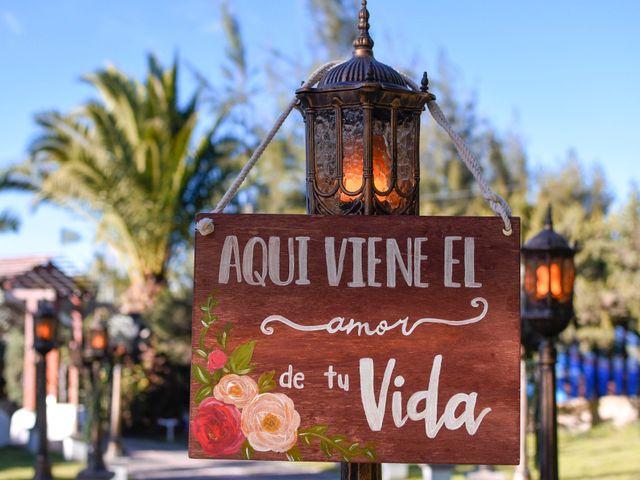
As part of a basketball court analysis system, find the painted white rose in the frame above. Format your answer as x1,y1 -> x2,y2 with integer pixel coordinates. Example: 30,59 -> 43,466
213,374 -> 258,409
241,392 -> 301,452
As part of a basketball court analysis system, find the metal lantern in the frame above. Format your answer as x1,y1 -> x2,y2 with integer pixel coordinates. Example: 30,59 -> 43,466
34,303 -> 58,355
296,0 -> 433,215
85,324 -> 109,361
522,206 -> 576,337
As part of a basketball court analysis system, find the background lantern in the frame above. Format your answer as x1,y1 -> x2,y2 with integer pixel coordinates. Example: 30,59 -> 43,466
34,302 -> 58,355
521,205 -> 576,480
522,206 -> 576,337
296,0 -> 433,216
86,324 -> 108,360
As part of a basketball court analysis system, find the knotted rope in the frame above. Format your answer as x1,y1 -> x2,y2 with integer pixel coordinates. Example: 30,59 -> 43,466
197,61 -> 513,236
400,73 -> 512,235
210,61 -> 340,214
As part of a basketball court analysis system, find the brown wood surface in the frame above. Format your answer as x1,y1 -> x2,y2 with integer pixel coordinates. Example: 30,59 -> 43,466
189,214 -> 520,465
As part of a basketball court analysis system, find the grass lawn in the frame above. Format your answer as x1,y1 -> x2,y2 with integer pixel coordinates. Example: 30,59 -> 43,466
0,447 -> 82,480
1,422 -> 638,479
405,422 -> 640,479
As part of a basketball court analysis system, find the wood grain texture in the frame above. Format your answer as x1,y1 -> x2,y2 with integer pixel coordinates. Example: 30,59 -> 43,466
189,214 -> 520,465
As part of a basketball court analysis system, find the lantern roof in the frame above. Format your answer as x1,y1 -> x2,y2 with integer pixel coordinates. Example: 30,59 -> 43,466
317,0 -> 411,90
522,206 -> 574,252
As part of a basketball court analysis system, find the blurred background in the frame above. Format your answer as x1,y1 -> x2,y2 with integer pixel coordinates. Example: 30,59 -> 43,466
0,1 -> 638,479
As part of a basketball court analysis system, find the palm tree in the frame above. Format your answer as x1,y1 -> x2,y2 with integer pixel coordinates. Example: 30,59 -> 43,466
0,211 -> 19,232
10,55 -> 240,312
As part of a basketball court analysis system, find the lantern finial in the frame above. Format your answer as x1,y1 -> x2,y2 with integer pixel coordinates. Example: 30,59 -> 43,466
544,204 -> 554,230
353,0 -> 374,55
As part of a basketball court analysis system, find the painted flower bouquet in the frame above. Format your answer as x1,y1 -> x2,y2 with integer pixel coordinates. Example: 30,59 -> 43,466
191,295 -> 377,461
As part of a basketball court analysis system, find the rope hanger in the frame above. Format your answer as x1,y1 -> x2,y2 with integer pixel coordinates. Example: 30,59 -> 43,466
197,61 -> 513,237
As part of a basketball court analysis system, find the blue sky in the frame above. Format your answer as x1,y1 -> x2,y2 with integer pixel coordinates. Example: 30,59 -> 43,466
1,0 -> 639,270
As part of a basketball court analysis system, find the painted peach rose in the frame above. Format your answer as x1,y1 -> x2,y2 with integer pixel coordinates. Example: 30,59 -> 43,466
213,374 -> 258,409
240,393 -> 301,453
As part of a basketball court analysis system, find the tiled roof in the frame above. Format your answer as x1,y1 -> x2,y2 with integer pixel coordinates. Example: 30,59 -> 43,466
0,255 -> 84,296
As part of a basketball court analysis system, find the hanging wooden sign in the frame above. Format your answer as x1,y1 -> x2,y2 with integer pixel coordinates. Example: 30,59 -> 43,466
189,214 -> 521,465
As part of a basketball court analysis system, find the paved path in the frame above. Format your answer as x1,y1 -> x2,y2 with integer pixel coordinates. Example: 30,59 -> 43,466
113,439 -> 339,480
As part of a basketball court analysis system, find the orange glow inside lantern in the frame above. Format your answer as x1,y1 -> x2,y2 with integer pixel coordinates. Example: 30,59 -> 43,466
35,321 -> 53,342
91,332 -> 106,350
340,135 -> 399,207
526,257 -> 574,303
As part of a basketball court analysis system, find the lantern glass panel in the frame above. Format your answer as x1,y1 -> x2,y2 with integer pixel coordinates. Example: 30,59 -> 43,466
313,108 -> 337,192
561,257 -> 576,300
523,256 -> 540,300
372,108 -> 392,194
396,110 -> 417,194
341,107 -> 364,202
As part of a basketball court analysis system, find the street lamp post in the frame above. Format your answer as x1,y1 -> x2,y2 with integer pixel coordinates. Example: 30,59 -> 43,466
77,324 -> 114,480
296,2 -> 432,478
521,206 -> 576,480
106,313 -> 140,458
33,303 -> 58,480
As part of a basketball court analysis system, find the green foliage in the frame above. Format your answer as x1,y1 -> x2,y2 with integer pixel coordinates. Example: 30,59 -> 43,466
420,56 -> 530,229
0,210 -> 19,232
9,55 -> 241,309
4,327 -> 24,404
307,0 -> 359,60
120,354 -> 190,434
143,287 -> 193,361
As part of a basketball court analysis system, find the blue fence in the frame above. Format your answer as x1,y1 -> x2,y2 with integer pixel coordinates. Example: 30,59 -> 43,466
555,327 -> 639,401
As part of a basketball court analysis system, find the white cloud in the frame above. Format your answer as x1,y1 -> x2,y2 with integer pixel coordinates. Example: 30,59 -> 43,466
2,11 -> 23,35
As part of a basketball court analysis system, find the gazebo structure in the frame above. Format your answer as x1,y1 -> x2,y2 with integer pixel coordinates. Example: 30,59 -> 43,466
0,255 -> 88,410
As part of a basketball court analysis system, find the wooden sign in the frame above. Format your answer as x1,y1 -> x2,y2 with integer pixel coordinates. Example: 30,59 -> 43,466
189,214 -> 520,465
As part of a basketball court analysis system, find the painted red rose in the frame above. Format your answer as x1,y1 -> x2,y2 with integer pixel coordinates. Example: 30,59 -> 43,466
193,398 -> 244,456
207,349 -> 228,372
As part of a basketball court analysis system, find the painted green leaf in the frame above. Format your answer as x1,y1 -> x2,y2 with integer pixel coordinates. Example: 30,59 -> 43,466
227,341 -> 255,374
195,349 -> 208,360
332,434 -> 346,443
320,439 -> 332,457
212,369 -> 224,385
241,440 -> 254,460
194,384 -> 213,404
216,322 -> 234,350
298,425 -> 376,462
192,363 -> 211,385
286,445 -> 302,462
364,443 -> 377,460
258,370 -> 276,393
